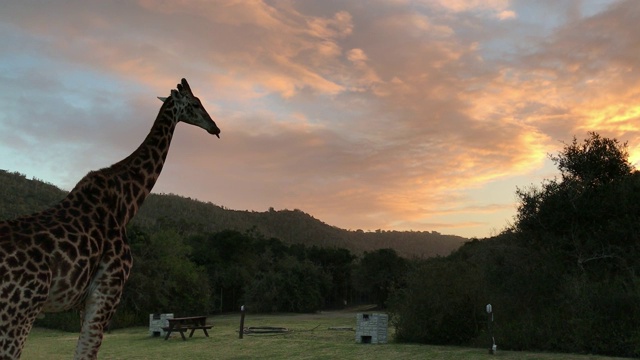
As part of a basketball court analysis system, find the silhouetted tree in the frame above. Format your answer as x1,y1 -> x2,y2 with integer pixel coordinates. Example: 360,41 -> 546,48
353,248 -> 407,308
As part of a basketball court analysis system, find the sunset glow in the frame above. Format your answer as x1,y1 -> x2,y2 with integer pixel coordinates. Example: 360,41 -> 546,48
0,0 -> 638,238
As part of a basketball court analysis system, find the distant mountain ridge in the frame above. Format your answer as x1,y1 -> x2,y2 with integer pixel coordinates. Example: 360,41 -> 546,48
0,169 -> 467,257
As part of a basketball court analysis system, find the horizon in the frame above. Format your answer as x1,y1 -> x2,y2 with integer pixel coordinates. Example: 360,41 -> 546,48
1,1 -> 638,239
1,168 -> 469,239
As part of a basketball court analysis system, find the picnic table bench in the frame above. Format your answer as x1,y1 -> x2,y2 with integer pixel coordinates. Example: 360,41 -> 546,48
162,316 -> 212,341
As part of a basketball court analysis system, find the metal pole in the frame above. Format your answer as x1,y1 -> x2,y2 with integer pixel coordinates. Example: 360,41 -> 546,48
486,304 -> 495,354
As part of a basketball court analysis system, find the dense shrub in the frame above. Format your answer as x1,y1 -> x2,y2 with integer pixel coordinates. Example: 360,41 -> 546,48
390,257 -> 483,345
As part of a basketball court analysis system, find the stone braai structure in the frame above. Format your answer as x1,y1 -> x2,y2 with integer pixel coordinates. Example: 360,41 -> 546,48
355,313 -> 388,344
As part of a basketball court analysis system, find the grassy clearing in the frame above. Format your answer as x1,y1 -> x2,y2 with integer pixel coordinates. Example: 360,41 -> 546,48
22,310 -> 628,360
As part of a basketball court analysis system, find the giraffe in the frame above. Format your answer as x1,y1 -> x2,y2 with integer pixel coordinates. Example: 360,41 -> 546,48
0,78 -> 220,359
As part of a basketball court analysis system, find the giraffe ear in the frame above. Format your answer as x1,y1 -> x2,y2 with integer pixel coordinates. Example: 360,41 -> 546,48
157,97 -> 168,102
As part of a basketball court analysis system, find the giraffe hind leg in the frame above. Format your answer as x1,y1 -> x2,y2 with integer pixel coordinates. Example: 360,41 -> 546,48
73,267 -> 128,360
74,290 -> 123,360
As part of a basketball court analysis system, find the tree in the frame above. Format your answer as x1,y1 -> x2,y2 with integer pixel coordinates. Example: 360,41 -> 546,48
390,133 -> 640,357
116,227 -> 211,326
244,256 -> 331,313
514,132 -> 638,272
188,230 -> 261,312
306,246 -> 355,308
551,132 -> 633,187
510,132 -> 640,356
353,248 -> 407,308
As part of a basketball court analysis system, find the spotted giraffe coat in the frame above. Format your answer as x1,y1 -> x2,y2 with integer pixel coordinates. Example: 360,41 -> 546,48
0,78 -> 220,359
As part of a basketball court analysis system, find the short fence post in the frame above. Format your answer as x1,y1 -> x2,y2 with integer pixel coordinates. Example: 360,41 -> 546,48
239,305 -> 246,339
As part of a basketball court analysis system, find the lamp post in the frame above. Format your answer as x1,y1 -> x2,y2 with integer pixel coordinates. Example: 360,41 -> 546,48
486,304 -> 496,354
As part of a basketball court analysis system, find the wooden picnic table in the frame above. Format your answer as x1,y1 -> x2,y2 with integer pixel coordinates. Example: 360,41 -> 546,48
163,316 -> 212,341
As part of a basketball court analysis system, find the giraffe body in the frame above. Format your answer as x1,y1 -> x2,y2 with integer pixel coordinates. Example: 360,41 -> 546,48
0,79 -> 220,359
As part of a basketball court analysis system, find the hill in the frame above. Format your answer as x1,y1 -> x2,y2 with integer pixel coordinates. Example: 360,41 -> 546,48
0,169 -> 466,257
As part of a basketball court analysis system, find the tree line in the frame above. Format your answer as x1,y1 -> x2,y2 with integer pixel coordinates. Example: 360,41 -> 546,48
36,226 -> 408,331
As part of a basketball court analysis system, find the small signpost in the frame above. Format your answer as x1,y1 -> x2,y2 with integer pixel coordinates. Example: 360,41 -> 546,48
486,304 -> 496,354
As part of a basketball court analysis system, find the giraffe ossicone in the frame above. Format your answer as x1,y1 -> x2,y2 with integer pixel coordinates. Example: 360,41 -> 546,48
0,78 -> 220,359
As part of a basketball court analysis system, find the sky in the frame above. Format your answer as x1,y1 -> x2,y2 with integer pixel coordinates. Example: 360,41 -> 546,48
0,0 -> 638,239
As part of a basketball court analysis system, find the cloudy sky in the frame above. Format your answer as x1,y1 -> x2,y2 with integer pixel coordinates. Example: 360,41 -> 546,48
1,0 -> 638,238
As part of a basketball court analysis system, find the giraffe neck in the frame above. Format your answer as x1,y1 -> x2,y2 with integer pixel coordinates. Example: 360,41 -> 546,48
66,99 -> 180,227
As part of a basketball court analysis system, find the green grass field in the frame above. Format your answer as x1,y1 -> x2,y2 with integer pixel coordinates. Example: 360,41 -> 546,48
21,310 -> 628,360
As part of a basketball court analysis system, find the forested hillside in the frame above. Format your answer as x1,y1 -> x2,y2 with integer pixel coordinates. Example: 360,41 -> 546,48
0,171 -> 67,220
0,169 -> 466,257
0,168 -> 427,330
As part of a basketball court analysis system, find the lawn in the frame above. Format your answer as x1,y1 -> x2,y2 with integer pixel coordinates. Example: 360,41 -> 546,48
21,310 -> 628,360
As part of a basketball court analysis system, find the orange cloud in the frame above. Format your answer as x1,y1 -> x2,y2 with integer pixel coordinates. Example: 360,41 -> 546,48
430,0 -> 515,19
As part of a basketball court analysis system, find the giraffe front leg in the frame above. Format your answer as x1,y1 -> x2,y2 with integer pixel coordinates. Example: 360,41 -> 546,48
0,302 -> 43,360
0,260 -> 50,360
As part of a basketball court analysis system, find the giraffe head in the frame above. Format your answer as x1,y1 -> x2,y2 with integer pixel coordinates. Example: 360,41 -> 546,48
158,78 -> 221,138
